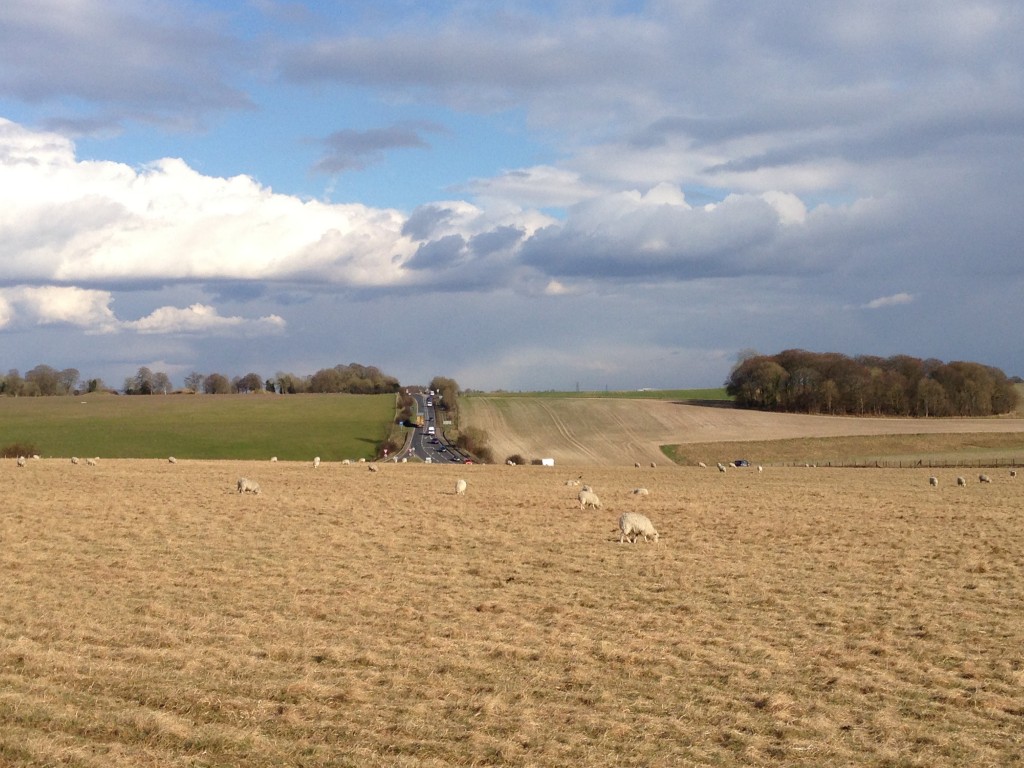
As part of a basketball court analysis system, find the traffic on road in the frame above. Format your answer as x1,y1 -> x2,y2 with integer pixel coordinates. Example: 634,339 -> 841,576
397,391 -> 470,464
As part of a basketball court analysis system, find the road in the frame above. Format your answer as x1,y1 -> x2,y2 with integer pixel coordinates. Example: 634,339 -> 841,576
391,392 -> 469,464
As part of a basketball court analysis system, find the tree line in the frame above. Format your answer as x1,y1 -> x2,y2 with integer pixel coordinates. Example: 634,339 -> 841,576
1,362 -> 401,396
726,350 -> 1020,417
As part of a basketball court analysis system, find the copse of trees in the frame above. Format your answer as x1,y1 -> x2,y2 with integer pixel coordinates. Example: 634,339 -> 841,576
726,350 -> 1019,417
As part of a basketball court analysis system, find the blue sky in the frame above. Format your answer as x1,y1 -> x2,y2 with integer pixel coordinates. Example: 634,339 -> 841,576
1,0 -> 1022,391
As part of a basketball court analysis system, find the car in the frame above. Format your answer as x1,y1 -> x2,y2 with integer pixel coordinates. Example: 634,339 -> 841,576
464,459 -> 473,464
733,459 -> 751,467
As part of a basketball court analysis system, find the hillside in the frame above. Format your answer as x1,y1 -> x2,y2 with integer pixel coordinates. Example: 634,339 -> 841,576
461,396 -> 1024,466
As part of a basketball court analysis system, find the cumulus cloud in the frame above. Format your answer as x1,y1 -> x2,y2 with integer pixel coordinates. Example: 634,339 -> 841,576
0,286 -> 119,332
124,303 -> 286,335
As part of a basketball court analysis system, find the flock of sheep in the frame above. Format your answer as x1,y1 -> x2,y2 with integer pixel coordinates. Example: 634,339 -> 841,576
930,470 -> 1016,487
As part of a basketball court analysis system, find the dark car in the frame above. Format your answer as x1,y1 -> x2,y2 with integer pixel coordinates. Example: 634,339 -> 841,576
733,459 -> 751,467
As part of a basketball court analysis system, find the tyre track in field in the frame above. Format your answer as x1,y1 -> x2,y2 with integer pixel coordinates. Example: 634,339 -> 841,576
535,401 -> 602,463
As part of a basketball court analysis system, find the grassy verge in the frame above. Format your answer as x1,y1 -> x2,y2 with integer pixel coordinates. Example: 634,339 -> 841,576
663,432 -> 1024,467
0,392 -> 397,460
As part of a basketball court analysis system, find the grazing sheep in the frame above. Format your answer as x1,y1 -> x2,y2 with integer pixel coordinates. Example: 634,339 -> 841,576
168,456 -> 177,464
634,462 -> 641,468
71,457 -> 80,465
618,512 -> 659,544
86,458 -> 97,466
979,474 -> 992,483
270,456 -> 278,462
697,462 -> 707,468
16,456 -> 26,467
342,459 -> 351,465
237,477 -> 261,494
717,462 -> 727,473
1011,470 -> 1017,478
758,465 -> 763,473
313,456 -> 321,469
368,464 -> 379,472
929,476 -> 938,487
565,479 -> 581,487
650,462 -> 657,468
578,489 -> 602,510
31,454 -> 40,460
956,476 -> 967,487
629,487 -> 649,497
455,478 -> 467,495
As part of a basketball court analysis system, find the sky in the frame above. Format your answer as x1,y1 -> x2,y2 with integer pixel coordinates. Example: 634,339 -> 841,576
1,0 -> 1022,392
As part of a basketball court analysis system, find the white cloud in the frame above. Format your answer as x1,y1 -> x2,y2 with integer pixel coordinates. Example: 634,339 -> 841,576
124,303 -> 286,335
0,286 -> 119,332
863,292 -> 915,309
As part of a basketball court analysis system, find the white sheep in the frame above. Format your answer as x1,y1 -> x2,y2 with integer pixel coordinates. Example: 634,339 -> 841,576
31,454 -> 40,460
270,456 -> 278,462
634,462 -> 641,468
1011,470 -> 1017,478
342,459 -> 351,465
565,479 -> 581,487
237,477 -> 261,494
618,512 -> 659,544
455,478 -> 467,495
629,487 -> 649,497
650,462 -> 657,468
697,461 -> 707,468
168,456 -> 177,464
956,476 -> 967,487
368,464 -> 379,472
86,458 -> 97,466
758,465 -> 763,473
16,456 -> 26,467
979,474 -> 992,484
313,456 -> 321,469
71,457 -> 80,465
578,489 -> 602,510
717,462 -> 727,473
928,476 -> 938,487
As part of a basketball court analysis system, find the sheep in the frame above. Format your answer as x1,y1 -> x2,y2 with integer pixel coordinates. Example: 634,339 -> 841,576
697,462 -> 707,468
342,459 -> 351,465
368,464 -> 379,472
650,462 -> 657,468
956,476 -> 967,487
629,487 -> 649,497
71,457 -> 80,465
564,478 -> 581,487
979,474 -> 992,484
717,462 -> 727,473
16,456 -> 26,467
270,456 -> 278,462
168,456 -> 177,464
929,476 -> 938,487
634,462 -> 641,468
618,512 -> 659,544
313,456 -> 321,469
237,477 -> 261,494
578,489 -> 602,510
86,458 -> 97,466
455,478 -> 467,495
758,465 -> 763,473
31,454 -> 40,460
1011,470 -> 1017,478
580,484 -> 593,493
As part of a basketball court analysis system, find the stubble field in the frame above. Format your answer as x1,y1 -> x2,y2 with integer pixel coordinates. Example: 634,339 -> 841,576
2,459 -> 1022,766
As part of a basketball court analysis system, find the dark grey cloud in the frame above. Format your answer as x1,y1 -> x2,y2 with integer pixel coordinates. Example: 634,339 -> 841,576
0,0 -> 252,124
313,122 -> 445,174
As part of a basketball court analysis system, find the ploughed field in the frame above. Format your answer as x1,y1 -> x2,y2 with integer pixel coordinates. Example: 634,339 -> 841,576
2,459 -> 1023,767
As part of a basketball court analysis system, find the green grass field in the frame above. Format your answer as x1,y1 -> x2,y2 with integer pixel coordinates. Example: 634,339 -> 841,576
0,393 -> 398,461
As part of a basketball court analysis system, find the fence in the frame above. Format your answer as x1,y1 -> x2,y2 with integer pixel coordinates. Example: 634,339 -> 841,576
773,458 -> 1023,469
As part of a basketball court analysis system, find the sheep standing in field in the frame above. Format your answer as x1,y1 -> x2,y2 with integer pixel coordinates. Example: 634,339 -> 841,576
313,456 -> 321,469
168,456 -> 177,464
578,489 -> 602,510
629,487 -> 649,497
1011,470 -> 1017,478
237,477 -> 261,494
929,476 -> 938,487
455,478 -> 467,495
565,478 -> 581,487
717,462 -> 727,473
16,456 -> 26,467
86,458 -> 97,466
697,462 -> 707,468
618,512 -> 659,544
957,476 -> 967,487
270,456 -> 278,462
650,462 -> 657,469
368,464 -> 379,472
634,462 -> 641,468
758,465 -> 763,473
979,474 -> 992,484
71,457 -> 80,465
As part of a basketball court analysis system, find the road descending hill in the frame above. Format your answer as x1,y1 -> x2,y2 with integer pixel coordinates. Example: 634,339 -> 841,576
462,396 -> 1024,466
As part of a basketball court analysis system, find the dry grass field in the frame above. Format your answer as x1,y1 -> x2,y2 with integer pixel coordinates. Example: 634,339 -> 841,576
3,458 -> 1023,766
463,397 -> 1024,467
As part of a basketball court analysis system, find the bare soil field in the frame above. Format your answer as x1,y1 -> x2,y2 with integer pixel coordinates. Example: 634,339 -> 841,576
2,459 -> 1023,766
463,397 -> 1024,466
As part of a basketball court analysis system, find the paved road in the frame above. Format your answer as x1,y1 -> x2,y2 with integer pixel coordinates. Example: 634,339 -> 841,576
392,392 -> 468,464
